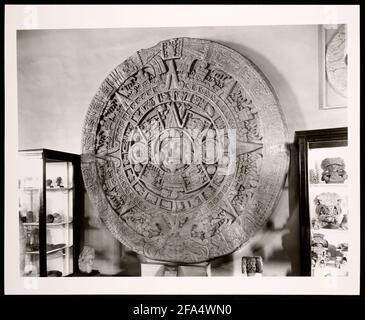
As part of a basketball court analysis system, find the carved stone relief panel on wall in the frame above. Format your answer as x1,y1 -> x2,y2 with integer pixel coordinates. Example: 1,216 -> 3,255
320,24 -> 347,109
326,25 -> 347,99
81,38 -> 289,263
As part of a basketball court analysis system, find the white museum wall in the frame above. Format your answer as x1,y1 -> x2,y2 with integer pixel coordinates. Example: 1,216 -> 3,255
17,25 -> 347,276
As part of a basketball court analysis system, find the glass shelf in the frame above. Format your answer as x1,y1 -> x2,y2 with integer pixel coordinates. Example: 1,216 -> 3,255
23,220 -> 73,227
25,244 -> 73,255
309,183 -> 348,187
46,187 -> 74,191
21,187 -> 74,192
20,187 -> 41,192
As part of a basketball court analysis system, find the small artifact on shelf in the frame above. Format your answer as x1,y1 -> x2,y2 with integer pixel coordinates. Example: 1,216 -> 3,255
47,270 -> 63,277
78,246 -> 95,274
56,176 -> 64,188
20,214 -> 27,223
311,233 -> 330,269
46,179 -> 53,188
23,255 -> 38,277
26,211 -> 34,223
309,169 -> 319,184
241,256 -> 263,276
26,228 -> 39,251
52,212 -> 64,223
25,230 -> 32,251
46,214 -> 55,223
334,243 -> 348,269
321,157 -> 348,183
312,192 -> 346,230
164,266 -> 178,277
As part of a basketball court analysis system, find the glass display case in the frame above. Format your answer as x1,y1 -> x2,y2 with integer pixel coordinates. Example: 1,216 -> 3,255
295,127 -> 348,276
18,149 -> 82,277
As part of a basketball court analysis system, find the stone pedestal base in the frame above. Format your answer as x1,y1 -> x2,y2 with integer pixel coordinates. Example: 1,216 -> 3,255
141,261 -> 210,277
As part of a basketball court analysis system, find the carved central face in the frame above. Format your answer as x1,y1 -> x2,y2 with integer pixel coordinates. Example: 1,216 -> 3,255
81,38 -> 288,263
158,129 -> 191,173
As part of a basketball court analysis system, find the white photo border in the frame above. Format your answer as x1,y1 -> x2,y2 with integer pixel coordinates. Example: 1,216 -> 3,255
4,4 -> 360,295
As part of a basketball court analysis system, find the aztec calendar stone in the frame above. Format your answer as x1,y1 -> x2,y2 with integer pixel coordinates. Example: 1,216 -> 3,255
81,38 -> 289,263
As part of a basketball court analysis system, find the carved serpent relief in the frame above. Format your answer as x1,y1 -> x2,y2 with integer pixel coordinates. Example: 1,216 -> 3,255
81,38 -> 289,263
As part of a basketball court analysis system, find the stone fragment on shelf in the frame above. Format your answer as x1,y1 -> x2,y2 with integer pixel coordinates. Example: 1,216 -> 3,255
52,212 -> 64,223
78,246 -> 95,274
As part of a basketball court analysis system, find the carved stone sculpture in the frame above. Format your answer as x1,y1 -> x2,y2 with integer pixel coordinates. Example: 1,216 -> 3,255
78,246 -> 95,274
163,266 -> 178,277
321,157 -> 348,183
26,227 -> 39,251
81,38 -> 288,263
312,192 -> 347,230
311,233 -> 330,268
26,210 -> 34,223
309,169 -> 319,184
56,176 -> 64,188
52,212 -> 64,223
46,214 -> 54,223
46,179 -> 53,188
335,243 -> 348,268
241,256 -> 263,276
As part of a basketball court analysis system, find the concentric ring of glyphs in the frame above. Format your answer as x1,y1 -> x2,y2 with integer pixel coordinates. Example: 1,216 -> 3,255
81,38 -> 289,263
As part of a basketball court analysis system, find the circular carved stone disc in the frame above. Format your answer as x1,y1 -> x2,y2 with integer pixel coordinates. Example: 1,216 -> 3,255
326,25 -> 347,98
81,38 -> 289,263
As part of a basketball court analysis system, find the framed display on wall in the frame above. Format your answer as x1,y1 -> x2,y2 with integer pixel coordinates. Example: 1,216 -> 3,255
294,127 -> 348,276
18,149 -> 83,277
319,24 -> 347,109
